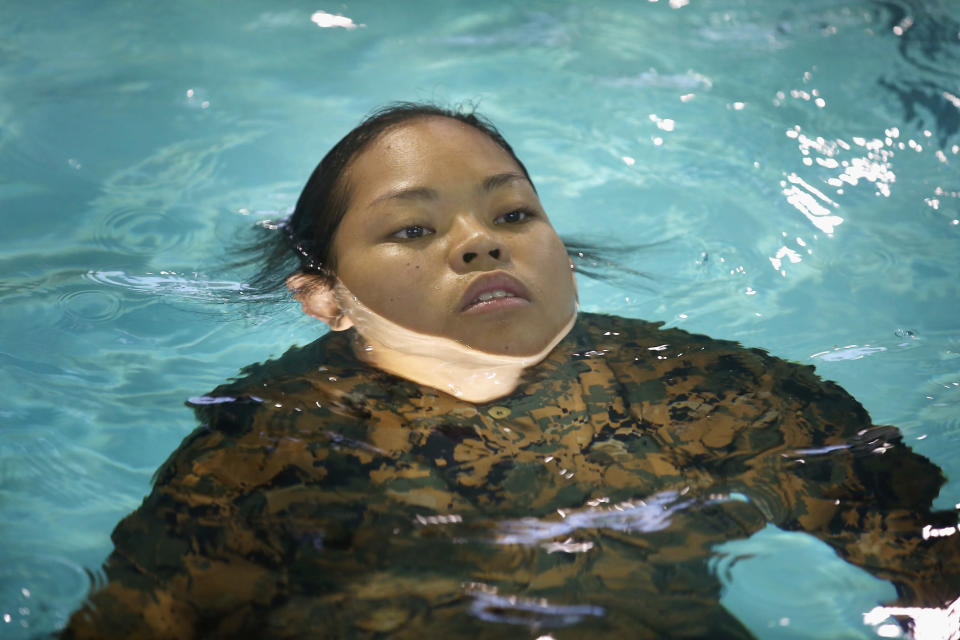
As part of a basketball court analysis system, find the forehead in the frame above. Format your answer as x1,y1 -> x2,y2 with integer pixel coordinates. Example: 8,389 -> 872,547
345,117 -> 523,195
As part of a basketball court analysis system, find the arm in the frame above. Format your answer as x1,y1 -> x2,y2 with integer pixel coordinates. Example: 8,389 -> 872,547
62,415 -> 288,639
62,383 -> 411,640
749,358 -> 960,607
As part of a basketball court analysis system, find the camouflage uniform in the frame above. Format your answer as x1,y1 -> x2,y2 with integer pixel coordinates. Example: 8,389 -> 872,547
63,313 -> 960,639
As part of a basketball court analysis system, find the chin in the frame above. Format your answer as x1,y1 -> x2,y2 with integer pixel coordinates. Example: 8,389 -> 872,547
454,304 -> 575,356
460,327 -> 557,357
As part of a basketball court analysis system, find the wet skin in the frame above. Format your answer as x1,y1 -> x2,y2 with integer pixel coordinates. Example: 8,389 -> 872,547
329,117 -> 577,356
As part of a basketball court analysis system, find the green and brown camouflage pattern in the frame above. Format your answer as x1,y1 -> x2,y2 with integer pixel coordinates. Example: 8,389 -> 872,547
62,313 -> 960,639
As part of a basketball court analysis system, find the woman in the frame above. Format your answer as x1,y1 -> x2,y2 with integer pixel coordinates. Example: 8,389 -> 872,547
63,104 -> 959,639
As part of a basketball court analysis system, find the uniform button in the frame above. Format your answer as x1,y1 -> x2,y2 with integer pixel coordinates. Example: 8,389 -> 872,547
488,406 -> 511,419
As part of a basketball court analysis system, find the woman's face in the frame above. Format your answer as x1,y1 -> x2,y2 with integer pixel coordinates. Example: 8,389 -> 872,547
330,117 -> 577,356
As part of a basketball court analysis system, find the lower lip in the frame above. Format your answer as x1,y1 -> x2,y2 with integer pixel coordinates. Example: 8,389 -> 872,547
461,296 -> 530,314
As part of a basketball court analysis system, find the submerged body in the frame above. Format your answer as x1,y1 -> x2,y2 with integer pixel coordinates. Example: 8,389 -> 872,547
63,313 -> 959,639
63,103 -> 959,638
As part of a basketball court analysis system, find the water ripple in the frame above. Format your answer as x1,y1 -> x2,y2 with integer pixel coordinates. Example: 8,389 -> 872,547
81,132 -> 263,259
57,288 -> 123,324
85,269 -> 257,303
93,204 -> 197,256
874,0 -> 960,145
877,0 -> 960,79
0,430 -> 147,514
0,553 -> 91,638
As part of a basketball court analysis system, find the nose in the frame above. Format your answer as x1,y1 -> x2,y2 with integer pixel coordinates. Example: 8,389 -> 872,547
449,219 -> 510,272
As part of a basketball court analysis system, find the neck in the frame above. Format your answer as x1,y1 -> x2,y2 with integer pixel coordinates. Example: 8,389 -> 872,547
336,284 -> 576,403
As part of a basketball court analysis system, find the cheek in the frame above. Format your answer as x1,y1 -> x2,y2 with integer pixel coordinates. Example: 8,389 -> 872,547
384,260 -> 432,304
340,250 -> 437,314
528,237 -> 574,295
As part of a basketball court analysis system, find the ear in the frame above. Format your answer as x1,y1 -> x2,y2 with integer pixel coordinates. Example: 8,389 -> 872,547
286,273 -> 354,331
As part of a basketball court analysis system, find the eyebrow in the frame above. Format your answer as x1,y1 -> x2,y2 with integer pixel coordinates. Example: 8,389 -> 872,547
367,172 -> 530,207
481,172 -> 528,192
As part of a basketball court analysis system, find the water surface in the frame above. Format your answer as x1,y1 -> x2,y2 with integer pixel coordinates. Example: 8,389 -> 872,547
1,0 -> 959,637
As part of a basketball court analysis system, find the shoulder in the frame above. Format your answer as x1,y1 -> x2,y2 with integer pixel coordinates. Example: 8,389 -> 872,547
577,311 -> 819,369
186,332 -> 371,435
576,312 -> 871,427
159,331 -> 373,489
189,330 -> 358,410
576,311 -> 757,360
204,330 -> 355,397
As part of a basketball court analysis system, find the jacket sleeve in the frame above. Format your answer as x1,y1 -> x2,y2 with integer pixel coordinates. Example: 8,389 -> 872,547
742,356 -> 960,608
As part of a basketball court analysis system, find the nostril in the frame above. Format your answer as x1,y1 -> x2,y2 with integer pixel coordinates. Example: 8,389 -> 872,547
463,252 -> 477,264
489,248 -> 500,259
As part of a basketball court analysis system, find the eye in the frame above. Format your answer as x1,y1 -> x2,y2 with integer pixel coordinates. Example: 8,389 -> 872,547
495,209 -> 533,224
390,224 -> 435,240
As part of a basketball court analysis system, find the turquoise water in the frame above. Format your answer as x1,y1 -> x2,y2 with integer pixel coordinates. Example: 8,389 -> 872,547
1,0 -> 959,637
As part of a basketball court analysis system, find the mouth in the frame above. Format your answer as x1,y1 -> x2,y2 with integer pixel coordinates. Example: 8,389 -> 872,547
460,273 -> 531,314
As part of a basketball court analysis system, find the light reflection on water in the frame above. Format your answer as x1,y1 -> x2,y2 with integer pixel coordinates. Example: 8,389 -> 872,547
491,490 -> 739,545
86,269 -> 254,302
466,584 -> 605,628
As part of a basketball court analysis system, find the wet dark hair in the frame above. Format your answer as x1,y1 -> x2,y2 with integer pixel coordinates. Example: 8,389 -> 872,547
233,101 -> 649,303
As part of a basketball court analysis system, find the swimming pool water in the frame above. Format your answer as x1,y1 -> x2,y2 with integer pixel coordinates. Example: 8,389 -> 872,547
1,0 -> 958,637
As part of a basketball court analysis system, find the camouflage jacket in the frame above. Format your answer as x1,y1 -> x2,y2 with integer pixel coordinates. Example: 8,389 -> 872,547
62,312 -> 960,639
